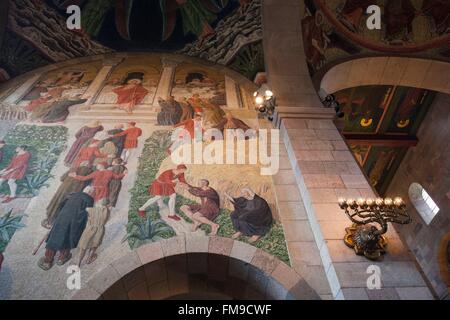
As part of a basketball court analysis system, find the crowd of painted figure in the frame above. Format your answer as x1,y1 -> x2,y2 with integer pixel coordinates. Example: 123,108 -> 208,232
138,164 -> 273,244
37,120 -> 142,270
158,94 -> 252,140
23,71 -> 90,123
32,118 -> 272,271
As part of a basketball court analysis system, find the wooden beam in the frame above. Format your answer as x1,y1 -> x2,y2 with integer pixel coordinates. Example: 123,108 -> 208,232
343,134 -> 419,147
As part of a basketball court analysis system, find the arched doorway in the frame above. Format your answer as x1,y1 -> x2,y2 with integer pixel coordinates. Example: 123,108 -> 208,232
72,237 -> 320,300
101,253 -> 290,300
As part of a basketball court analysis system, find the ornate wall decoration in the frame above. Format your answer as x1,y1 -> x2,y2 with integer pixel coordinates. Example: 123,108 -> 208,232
337,85 -> 436,195
7,0 -> 112,62
0,0 -> 264,81
178,0 -> 263,66
0,54 -> 288,299
302,0 -> 450,80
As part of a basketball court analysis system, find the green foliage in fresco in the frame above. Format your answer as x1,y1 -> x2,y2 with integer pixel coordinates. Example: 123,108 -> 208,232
0,125 -> 68,197
127,130 -> 290,264
122,216 -> 173,249
0,210 -> 26,253
126,130 -> 176,249
228,41 -> 265,80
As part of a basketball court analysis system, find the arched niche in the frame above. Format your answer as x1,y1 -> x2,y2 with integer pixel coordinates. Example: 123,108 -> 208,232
72,237 -> 320,301
409,183 -> 440,226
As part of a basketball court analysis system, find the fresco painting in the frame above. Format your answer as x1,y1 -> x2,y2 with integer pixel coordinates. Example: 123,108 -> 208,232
37,120 -> 143,269
363,146 -> 408,195
2,1 -> 264,82
0,54 -> 288,297
338,85 -> 393,133
0,124 -> 67,271
349,144 -> 370,166
127,131 -> 288,263
167,63 -> 227,127
95,57 -> 161,109
385,87 -> 436,134
16,62 -> 102,122
302,0 -> 450,76
155,62 -> 241,131
337,85 -> 436,195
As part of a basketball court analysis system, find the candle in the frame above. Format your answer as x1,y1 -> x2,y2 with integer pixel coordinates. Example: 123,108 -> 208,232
357,198 -> 365,206
394,197 -> 403,207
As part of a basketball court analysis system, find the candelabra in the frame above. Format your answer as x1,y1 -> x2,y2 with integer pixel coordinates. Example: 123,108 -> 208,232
338,197 -> 412,260
254,86 -> 276,121
322,94 -> 345,118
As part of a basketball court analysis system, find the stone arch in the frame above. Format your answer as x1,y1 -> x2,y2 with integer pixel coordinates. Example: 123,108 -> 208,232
320,57 -> 450,95
72,236 -> 319,300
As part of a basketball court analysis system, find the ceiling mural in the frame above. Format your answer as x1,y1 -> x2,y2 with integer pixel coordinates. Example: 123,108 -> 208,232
302,0 -> 450,79
0,0 -> 264,82
336,85 -> 436,195
0,54 -> 288,299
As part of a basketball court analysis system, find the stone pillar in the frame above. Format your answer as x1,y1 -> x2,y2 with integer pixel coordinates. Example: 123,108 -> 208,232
263,0 -> 433,301
82,57 -> 123,104
2,74 -> 41,104
278,113 -> 434,300
153,58 -> 179,106
225,75 -> 241,109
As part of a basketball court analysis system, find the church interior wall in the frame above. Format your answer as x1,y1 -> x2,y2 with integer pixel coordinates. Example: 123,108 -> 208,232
387,93 -> 450,299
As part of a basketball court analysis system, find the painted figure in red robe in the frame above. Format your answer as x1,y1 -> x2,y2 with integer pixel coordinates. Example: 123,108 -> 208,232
69,162 -> 127,203
138,164 -> 188,222
112,72 -> 149,114
174,113 -> 204,140
0,146 -> 31,203
72,140 -> 108,169
111,122 -> 142,163
64,121 -> 104,166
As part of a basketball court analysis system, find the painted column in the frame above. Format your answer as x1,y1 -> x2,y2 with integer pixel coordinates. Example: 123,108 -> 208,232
82,57 -> 124,104
225,75 -> 241,109
2,74 -> 41,104
153,58 -> 179,106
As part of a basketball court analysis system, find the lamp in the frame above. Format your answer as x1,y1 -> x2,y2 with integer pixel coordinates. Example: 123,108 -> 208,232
254,84 -> 276,121
322,94 -> 345,118
338,196 -> 411,260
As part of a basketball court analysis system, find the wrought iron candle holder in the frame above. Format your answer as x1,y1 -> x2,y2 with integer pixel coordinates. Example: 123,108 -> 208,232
338,197 -> 412,260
